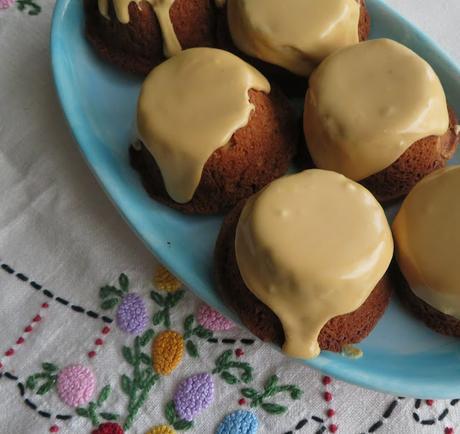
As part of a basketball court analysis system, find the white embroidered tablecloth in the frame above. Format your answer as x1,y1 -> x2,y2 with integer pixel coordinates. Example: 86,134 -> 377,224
0,1 -> 459,433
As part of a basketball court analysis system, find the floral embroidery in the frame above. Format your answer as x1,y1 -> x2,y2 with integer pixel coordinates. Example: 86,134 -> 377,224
182,314 -> 213,358
0,0 -> 15,10
151,289 -> 185,329
213,350 -> 253,385
76,385 -> 119,426
92,422 -> 124,434
16,0 -> 40,15
241,375 -> 302,415
154,265 -> 182,293
216,410 -> 259,434
173,373 -> 214,422
152,330 -> 184,375
25,362 -> 59,395
57,364 -> 96,407
197,304 -> 235,332
121,331 -> 159,430
100,274 -> 148,335
146,425 -> 177,434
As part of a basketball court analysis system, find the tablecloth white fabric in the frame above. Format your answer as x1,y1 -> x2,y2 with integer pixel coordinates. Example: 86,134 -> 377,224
0,1 -> 459,433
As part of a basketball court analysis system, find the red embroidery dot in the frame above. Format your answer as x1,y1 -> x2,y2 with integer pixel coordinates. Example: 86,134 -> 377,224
88,351 -> 96,358
329,424 -> 338,433
42,303 -> 49,308
238,398 -> 246,405
426,399 -> 434,406
5,349 -> 14,356
324,392 -> 333,402
49,425 -> 59,433
327,409 -> 336,418
235,348 -> 244,357
16,337 -> 25,345
102,326 -> 111,335
33,315 -> 41,322
95,339 -> 103,346
24,325 -> 33,333
445,428 -> 454,434
322,376 -> 332,385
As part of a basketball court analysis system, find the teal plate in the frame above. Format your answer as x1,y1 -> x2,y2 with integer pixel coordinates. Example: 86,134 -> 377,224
51,0 -> 460,398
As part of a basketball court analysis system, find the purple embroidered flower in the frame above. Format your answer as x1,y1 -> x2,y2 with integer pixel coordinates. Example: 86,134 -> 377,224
116,293 -> 149,335
0,0 -> 15,9
57,364 -> 96,407
173,373 -> 214,421
197,304 -> 235,332
216,410 -> 259,434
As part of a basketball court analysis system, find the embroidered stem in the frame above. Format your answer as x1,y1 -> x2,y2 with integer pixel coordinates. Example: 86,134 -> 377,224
241,375 -> 302,415
182,315 -> 213,358
212,350 -> 253,384
151,290 -> 185,328
99,273 -> 129,310
76,385 -> 119,427
121,331 -> 159,430
25,363 -> 59,396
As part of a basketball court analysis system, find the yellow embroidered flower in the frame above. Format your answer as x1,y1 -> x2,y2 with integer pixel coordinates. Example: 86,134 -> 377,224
152,330 -> 184,375
153,265 -> 182,293
145,425 -> 176,434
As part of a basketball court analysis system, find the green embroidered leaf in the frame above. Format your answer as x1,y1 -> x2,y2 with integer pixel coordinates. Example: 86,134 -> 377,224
240,370 -> 253,384
119,273 -> 129,292
215,349 -> 232,368
186,340 -> 198,358
166,290 -> 185,307
289,386 -> 303,400
76,408 -> 89,417
99,285 -> 123,299
193,326 -> 213,340
173,419 -> 194,430
150,291 -> 165,307
183,314 -> 194,333
99,412 -> 118,421
101,298 -> 119,310
140,353 -> 152,366
25,376 -> 36,390
121,375 -> 132,395
152,310 -> 165,325
261,402 -> 287,415
140,329 -> 155,346
97,385 -> 111,406
37,380 -> 54,395
241,388 -> 258,399
221,371 -> 238,385
42,363 -> 58,373
122,346 -> 134,365
165,401 -> 177,425
265,375 -> 279,391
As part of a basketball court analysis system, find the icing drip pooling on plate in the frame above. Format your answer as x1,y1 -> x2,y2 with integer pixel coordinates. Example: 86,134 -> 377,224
137,48 -> 270,204
393,165 -> 460,319
235,170 -> 393,359
97,0 -> 181,57
304,39 -> 449,181
227,0 -> 360,76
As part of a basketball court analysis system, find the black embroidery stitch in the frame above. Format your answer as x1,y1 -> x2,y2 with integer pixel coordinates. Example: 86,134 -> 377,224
0,261 -> 113,323
1,372 -> 72,420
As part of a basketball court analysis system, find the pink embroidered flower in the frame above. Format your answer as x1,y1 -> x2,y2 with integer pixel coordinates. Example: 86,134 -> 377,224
197,304 -> 235,331
57,364 -> 96,407
0,0 -> 15,10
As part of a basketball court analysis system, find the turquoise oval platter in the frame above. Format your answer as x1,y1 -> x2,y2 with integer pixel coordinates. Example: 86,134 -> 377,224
51,0 -> 460,398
